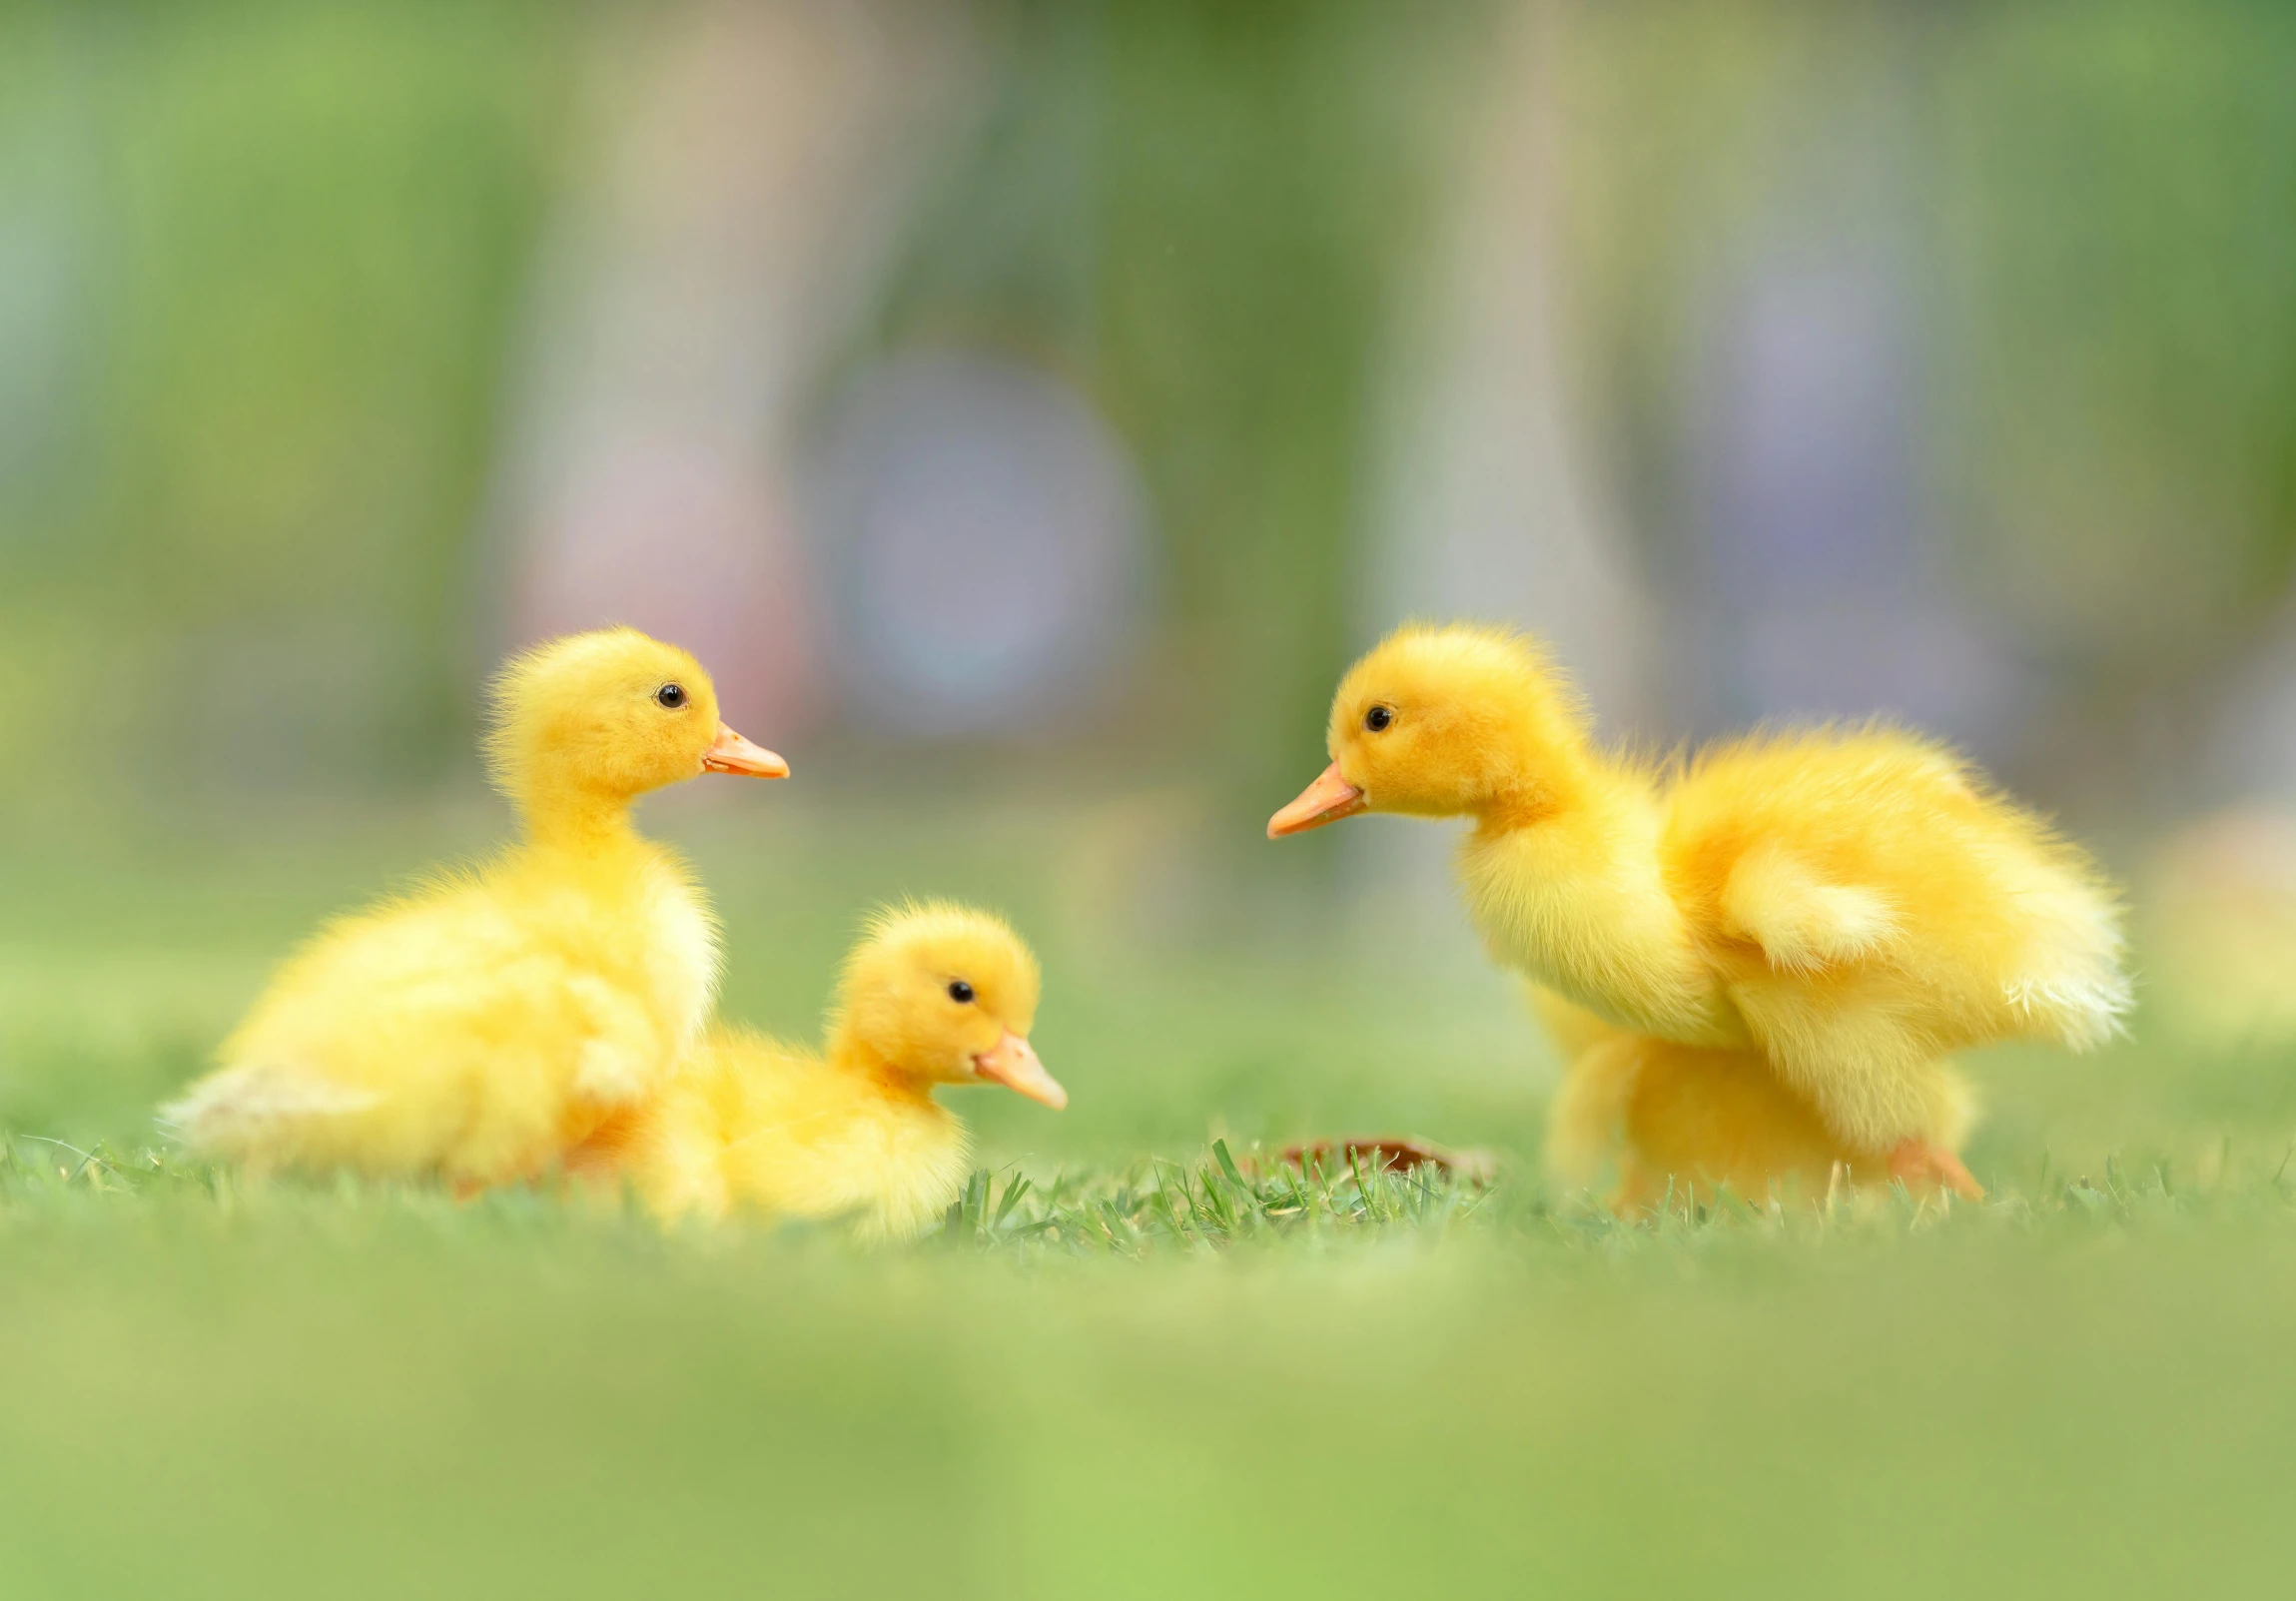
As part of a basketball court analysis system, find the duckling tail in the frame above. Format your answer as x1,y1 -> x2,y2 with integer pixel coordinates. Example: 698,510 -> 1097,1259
160,1064 -> 381,1162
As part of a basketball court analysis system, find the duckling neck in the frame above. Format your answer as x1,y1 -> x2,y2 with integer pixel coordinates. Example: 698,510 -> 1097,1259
1460,757 -> 1742,1047
1470,692 -> 1606,830
517,781 -> 644,854
824,1034 -> 956,1117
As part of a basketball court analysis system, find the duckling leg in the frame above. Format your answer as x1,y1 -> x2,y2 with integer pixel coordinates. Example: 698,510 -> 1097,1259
1543,1036 -> 1644,1193
1608,1164 -> 1666,1215
1729,980 -> 1952,1157
1888,1139 -> 1984,1201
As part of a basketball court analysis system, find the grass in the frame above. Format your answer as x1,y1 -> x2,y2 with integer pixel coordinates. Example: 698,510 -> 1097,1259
5,794 -> 2296,1597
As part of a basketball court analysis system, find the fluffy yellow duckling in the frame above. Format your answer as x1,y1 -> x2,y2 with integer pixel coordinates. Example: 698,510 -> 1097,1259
574,903 -> 1063,1241
166,628 -> 788,1186
1271,622 -> 2130,1199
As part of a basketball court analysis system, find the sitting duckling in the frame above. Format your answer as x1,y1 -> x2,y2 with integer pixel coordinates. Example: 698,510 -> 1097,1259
1271,622 -> 2131,1200
1534,987 -> 1972,1209
165,627 -> 787,1187
574,903 -> 1062,1241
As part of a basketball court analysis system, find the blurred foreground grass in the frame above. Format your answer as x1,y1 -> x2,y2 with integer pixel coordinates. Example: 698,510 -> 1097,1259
5,797 -> 2296,1597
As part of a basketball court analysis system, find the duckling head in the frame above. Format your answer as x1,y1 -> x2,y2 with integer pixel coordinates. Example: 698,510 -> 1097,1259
1268,622 -> 1589,837
485,627 -> 788,818
832,902 -> 1065,1109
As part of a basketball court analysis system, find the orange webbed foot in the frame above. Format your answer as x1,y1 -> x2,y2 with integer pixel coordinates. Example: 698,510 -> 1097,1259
1888,1139 -> 1984,1201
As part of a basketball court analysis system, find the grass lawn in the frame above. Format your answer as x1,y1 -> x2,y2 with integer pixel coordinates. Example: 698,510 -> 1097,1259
5,793 -> 2295,1598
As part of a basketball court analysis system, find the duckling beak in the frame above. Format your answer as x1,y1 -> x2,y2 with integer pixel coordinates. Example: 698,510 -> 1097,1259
973,1031 -> 1066,1110
702,724 -> 789,779
1267,762 -> 1367,838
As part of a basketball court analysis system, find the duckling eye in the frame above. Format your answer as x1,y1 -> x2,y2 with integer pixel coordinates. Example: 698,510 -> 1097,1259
947,980 -> 975,1004
655,683 -> 687,709
1365,705 -> 1393,732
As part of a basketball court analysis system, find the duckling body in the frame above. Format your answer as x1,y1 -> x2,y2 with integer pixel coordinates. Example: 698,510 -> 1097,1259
167,628 -> 787,1186
1458,724 -> 2123,1153
580,903 -> 1062,1241
592,1026 -> 975,1240
197,832 -> 716,1182
1274,623 -> 2129,1196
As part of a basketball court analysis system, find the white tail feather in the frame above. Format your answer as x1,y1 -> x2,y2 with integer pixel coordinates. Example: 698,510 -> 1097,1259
163,1066 -> 380,1154
2004,970 -> 2134,1051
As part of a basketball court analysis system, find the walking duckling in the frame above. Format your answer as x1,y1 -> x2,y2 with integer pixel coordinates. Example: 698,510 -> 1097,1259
166,627 -> 787,1187
1270,622 -> 2130,1201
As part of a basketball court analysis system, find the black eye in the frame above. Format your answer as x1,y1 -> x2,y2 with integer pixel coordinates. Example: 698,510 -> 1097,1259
948,980 -> 975,1004
655,683 -> 686,709
1365,705 -> 1393,732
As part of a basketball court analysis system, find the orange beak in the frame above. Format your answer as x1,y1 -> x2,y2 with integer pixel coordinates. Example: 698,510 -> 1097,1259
1267,762 -> 1367,838
701,723 -> 789,779
973,1031 -> 1066,1110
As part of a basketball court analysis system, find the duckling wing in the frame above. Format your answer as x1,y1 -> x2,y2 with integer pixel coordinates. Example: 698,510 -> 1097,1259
1720,840 -> 1904,973
1675,727 -> 2128,1027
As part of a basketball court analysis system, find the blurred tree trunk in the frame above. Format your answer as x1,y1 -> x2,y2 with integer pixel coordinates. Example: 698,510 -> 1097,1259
1093,0 -> 1471,886
863,0 -> 1478,897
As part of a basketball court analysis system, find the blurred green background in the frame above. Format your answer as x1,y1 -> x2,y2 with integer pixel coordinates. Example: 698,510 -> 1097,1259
8,1 -> 2296,1594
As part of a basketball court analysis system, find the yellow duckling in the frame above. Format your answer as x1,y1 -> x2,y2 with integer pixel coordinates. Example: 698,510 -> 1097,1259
166,627 -> 788,1187
1271,622 -> 2130,1200
573,903 -> 1063,1241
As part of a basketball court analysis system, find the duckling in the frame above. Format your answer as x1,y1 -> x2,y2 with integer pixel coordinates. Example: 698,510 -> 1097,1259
1270,622 -> 2130,1199
573,903 -> 1061,1241
165,627 -> 788,1187
1534,986 -> 1972,1209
